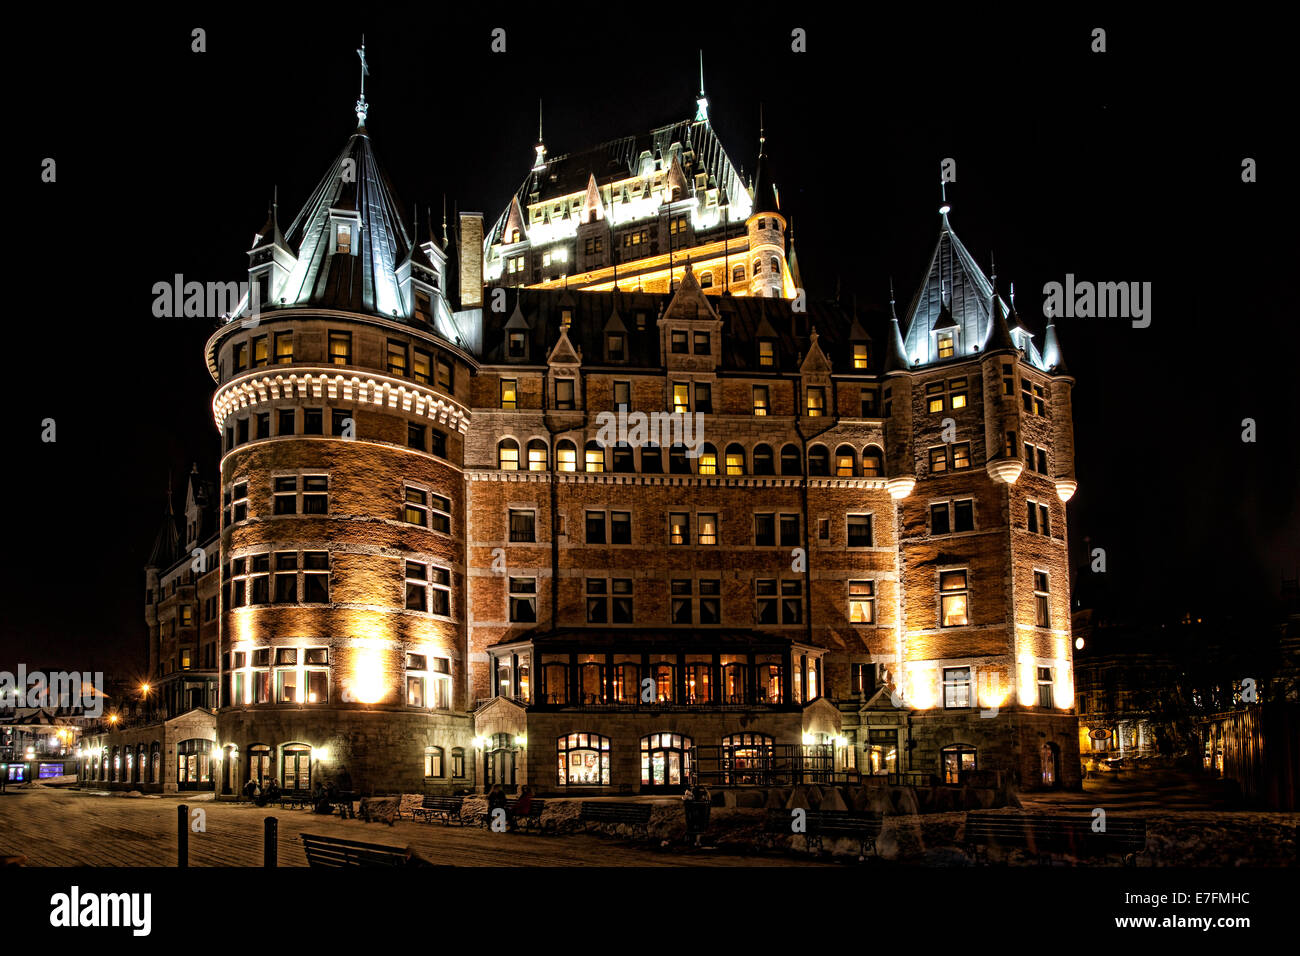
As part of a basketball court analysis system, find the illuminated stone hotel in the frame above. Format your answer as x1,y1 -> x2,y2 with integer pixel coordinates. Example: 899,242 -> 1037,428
79,71 -> 1080,798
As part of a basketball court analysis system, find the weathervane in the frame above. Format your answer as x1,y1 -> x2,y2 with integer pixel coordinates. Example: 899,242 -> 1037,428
355,36 -> 370,127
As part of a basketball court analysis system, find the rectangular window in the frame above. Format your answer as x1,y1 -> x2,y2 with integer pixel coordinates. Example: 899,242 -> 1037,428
329,409 -> 350,438
943,666 -> 972,708
1005,430 -> 1018,459
429,566 -> 451,616
940,570 -> 969,627
753,386 -> 769,416
249,554 -> 270,605
931,502 -> 951,536
929,447 -> 948,473
671,579 -> 692,625
509,577 -> 537,623
937,332 -> 955,359
412,348 -> 432,385
860,388 -> 878,417
407,422 -> 426,451
501,379 -> 517,409
273,476 -> 297,515
510,509 -> 537,543
1002,363 -> 1014,396
302,552 -> 329,603
699,579 -> 720,624
1034,571 -> 1051,627
847,514 -> 873,548
555,379 -> 575,410
781,579 -> 802,624
949,378 -> 968,409
853,343 -> 869,369
405,561 -> 428,612
234,342 -> 249,372
273,552 -> 298,603
585,510 -> 606,544
927,382 -> 945,414
252,336 -> 268,368
952,443 -> 971,470
299,407 -> 321,435
436,358 -> 453,390
274,333 -> 293,364
328,332 -> 351,366
693,331 -> 710,355
613,381 -> 631,411
256,411 -> 270,439
669,512 -> 689,545
698,513 -> 718,545
779,513 -> 800,546
805,386 -> 825,417
758,340 -> 775,367
1037,447 -> 1048,475
693,382 -> 712,414
754,513 -> 775,546
953,499 -> 974,532
277,408 -> 295,436
1038,666 -> 1055,708
755,579 -> 777,624
611,511 -> 631,545
508,331 -> 526,357
849,580 -> 875,623
672,383 -> 690,413
671,330 -> 689,354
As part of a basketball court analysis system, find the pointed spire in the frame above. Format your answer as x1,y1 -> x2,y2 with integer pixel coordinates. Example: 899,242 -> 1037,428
884,278 -> 910,373
441,196 -> 449,250
533,99 -> 547,171
355,36 -> 371,128
147,478 -> 180,569
983,271 -> 1016,354
787,218 -> 804,292
1043,311 -> 1069,375
695,50 -> 709,123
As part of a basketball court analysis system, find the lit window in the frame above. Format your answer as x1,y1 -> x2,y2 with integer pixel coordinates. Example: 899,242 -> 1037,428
835,446 -> 855,476
698,445 -> 717,475
336,222 -> 352,254
753,386 -> 769,415
527,440 -> 548,471
584,442 -> 604,472
509,577 -> 537,623
849,581 -> 874,623
556,379 -> 575,410
853,343 -> 869,368
725,445 -> 745,475
940,570 -> 969,626
927,382 -> 945,414
1037,666 -> 1055,708
758,340 -> 774,366
929,447 -> 948,473
952,443 -> 971,470
862,447 -> 883,477
672,383 -> 690,413
1034,571 -> 1051,628
806,387 -> 826,417
698,513 -> 718,545
557,733 -> 610,786
943,667 -> 972,708
498,439 -> 520,470
556,441 -> 577,472
669,512 -> 689,545
937,332 -> 955,359
501,379 -> 517,409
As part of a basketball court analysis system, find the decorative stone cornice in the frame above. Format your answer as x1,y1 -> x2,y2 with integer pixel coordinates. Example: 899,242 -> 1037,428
212,367 -> 470,434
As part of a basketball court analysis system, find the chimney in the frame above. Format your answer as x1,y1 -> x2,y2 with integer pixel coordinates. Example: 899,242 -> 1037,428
459,211 -> 484,309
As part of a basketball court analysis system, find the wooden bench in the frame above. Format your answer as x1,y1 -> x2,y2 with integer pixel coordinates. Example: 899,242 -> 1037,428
765,809 -> 882,859
476,798 -> 548,831
410,795 -> 465,826
579,801 -> 654,838
964,812 -> 1147,865
277,790 -> 311,810
299,833 -> 446,868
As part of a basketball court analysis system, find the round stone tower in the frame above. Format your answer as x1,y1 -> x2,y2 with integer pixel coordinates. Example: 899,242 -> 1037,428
204,122 -> 476,797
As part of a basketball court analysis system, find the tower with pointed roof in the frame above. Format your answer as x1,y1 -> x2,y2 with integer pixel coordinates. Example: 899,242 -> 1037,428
201,60 -> 479,795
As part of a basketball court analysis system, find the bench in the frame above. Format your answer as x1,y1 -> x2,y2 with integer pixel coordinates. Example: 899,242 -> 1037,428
765,809 -> 882,859
300,833 -> 446,868
331,790 -> 356,819
277,790 -> 311,810
476,798 -> 549,831
579,801 -> 654,838
411,795 -> 465,826
963,812 -> 1147,865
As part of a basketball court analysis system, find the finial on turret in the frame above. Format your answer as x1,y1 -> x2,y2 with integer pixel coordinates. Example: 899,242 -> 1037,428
355,36 -> 370,127
939,179 -> 951,217
695,50 -> 709,123
533,99 -> 546,170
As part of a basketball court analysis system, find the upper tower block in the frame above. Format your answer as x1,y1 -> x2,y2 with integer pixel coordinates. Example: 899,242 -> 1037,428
744,122 -> 788,299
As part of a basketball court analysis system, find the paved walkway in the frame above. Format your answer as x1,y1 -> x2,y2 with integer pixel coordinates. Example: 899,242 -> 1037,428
0,787 -> 828,867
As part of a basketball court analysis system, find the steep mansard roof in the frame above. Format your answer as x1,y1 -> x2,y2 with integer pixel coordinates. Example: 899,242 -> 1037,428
486,116 -> 751,247
277,129 -> 412,318
902,209 -> 1050,371
478,282 -> 887,374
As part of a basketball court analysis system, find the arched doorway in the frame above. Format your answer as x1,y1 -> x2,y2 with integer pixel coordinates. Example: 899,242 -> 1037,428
641,733 -> 693,791
247,745 -> 271,788
281,744 -> 311,793
1040,743 -> 1060,788
177,739 -> 213,791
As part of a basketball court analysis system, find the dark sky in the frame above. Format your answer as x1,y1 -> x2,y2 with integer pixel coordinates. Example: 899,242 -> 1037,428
11,8 -> 1296,674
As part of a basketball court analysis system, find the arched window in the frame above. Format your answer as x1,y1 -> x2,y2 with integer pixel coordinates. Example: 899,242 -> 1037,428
753,443 -> 775,475
780,443 -> 802,475
835,444 -> 856,477
641,442 -> 663,474
769,256 -> 780,274
862,445 -> 884,478
584,440 -> 605,473
125,749 -> 134,782
752,257 -> 762,275
725,443 -> 746,475
150,742 -> 161,784
941,744 -> 977,784
669,443 -> 691,474
556,439 -> 577,472
641,733 -> 694,788
424,746 -> 444,778
484,733 -> 517,788
578,660 -> 605,703
649,660 -> 675,702
177,739 -> 212,790
698,443 -> 718,475
700,270 -> 713,289
732,265 -> 745,283
247,744 -> 271,787
112,747 -> 120,783
498,438 -> 520,471
721,733 -> 773,785
557,732 -> 611,786
137,744 -> 147,783
527,439 -> 548,471
281,743 -> 311,792
808,445 -> 830,476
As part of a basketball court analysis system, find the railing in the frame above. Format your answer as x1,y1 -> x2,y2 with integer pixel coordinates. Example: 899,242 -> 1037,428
692,745 -> 859,786
473,694 -> 799,712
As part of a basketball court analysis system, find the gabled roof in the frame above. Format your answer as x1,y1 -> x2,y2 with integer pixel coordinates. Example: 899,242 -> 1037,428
277,130 -> 412,319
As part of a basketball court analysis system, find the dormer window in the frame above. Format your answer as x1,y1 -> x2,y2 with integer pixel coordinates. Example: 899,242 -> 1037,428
937,332 -> 956,359
607,333 -> 625,362
511,229 -> 521,243
852,343 -> 869,369
700,271 -> 713,289
561,309 -> 573,330
758,340 -> 775,367
336,223 -> 352,255
508,332 -> 526,359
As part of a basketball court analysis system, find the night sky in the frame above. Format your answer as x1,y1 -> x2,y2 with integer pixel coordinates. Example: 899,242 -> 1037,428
12,9 -> 1296,674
